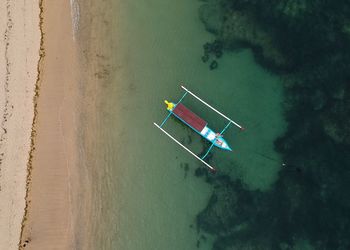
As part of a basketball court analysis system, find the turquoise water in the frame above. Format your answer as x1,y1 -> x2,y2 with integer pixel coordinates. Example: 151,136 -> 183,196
80,0 -> 285,249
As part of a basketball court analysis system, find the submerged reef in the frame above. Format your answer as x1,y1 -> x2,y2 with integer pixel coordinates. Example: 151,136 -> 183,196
202,40 -> 223,69
197,0 -> 350,249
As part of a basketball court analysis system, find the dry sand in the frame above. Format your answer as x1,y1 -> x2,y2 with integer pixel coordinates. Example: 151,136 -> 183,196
18,0 -> 87,249
0,1 -> 40,249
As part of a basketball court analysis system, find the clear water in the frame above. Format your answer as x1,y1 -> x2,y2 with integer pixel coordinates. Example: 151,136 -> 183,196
79,0 -> 286,249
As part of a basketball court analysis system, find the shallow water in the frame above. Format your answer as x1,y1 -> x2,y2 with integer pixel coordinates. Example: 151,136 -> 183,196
79,0 -> 285,249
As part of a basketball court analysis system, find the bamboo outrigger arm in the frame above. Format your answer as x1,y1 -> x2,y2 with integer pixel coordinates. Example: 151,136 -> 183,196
180,85 -> 244,130
153,122 -> 216,171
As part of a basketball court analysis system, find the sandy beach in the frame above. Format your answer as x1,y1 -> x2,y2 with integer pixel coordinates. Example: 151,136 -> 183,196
0,0 -> 96,248
0,0 -> 40,249
18,0 -> 86,249
1,0 -> 84,249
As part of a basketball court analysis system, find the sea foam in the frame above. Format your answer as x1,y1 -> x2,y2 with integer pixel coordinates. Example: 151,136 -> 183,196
70,0 -> 80,40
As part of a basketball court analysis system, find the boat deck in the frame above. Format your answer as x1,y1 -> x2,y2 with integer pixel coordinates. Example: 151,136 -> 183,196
173,103 -> 207,132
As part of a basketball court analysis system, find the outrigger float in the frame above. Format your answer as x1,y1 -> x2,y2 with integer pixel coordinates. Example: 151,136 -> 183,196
154,85 -> 244,171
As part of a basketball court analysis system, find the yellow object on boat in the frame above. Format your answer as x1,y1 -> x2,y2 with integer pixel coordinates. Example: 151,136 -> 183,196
164,100 -> 174,110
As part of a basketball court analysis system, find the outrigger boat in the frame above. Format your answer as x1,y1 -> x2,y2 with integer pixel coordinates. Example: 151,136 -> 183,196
154,85 -> 244,171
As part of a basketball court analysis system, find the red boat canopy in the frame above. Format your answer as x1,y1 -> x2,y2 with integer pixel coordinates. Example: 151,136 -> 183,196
173,103 -> 207,132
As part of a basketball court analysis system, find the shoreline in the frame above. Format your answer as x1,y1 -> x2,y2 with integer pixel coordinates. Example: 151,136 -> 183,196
19,0 -> 87,249
0,1 -> 41,249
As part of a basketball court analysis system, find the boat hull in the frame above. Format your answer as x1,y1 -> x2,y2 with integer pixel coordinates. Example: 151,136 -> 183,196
200,126 -> 232,151
169,103 -> 232,151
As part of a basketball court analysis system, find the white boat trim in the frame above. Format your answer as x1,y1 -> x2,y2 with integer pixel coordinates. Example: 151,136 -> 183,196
180,85 -> 243,130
